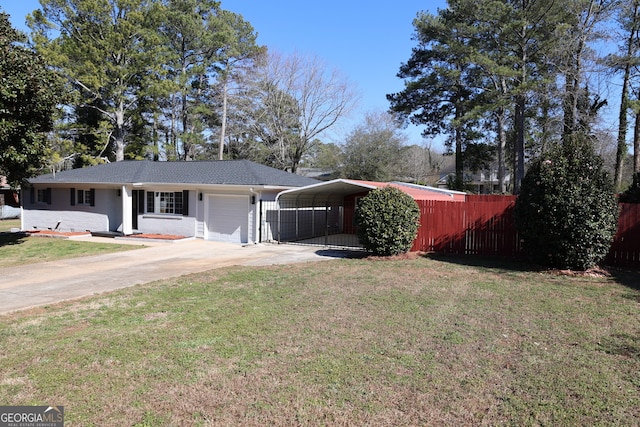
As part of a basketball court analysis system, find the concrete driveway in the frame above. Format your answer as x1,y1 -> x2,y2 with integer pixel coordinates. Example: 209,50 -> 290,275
0,237 -> 356,314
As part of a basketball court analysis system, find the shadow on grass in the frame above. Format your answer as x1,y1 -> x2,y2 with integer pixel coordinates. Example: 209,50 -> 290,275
423,253 -> 539,273
315,249 -> 369,260
424,253 -> 640,291
598,332 -> 640,359
0,232 -> 28,247
604,266 -> 640,291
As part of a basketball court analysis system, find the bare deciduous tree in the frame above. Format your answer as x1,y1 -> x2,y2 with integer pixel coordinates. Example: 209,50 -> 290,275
252,52 -> 359,173
341,111 -> 406,181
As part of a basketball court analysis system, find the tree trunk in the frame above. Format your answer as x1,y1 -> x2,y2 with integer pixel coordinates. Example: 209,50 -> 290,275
615,67 -> 631,190
563,75 -> 578,139
514,93 -> 526,194
181,90 -> 189,161
152,112 -> 159,162
614,0 -> 639,189
513,20 -> 528,195
114,106 -> 125,161
634,109 -> 640,175
218,75 -> 228,160
497,107 -> 507,194
454,125 -> 464,191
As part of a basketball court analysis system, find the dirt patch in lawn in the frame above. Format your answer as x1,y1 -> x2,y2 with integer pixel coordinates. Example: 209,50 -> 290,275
365,251 -> 425,261
549,266 -> 612,278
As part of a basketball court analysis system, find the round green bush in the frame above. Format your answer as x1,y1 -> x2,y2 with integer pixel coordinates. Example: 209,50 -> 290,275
354,186 -> 420,256
514,136 -> 619,270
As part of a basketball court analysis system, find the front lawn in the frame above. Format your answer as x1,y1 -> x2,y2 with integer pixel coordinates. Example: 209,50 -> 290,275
0,256 -> 638,425
0,233 -> 142,268
0,218 -> 20,232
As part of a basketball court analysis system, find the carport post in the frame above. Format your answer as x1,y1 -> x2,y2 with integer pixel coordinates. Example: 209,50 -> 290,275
277,203 -> 281,243
311,204 -> 315,237
295,204 -> 299,240
325,202 -> 329,247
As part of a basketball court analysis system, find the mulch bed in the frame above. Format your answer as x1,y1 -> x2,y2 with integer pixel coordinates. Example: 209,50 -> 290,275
126,233 -> 186,240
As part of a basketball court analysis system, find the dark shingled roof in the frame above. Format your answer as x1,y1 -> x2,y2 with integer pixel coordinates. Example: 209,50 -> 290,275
28,160 -> 319,187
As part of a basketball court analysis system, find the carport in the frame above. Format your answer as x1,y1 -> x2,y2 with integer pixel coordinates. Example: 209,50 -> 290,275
274,179 -> 465,249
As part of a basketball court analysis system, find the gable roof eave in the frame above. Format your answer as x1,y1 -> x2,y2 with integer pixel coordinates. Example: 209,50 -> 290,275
276,179 -> 378,202
25,160 -> 319,188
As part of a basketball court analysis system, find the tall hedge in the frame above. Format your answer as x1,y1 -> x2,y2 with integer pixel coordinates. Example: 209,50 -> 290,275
355,186 -> 420,256
619,172 -> 640,203
515,137 -> 619,270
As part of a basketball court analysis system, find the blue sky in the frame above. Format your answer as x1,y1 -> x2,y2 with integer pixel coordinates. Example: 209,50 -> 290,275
2,0 -> 447,148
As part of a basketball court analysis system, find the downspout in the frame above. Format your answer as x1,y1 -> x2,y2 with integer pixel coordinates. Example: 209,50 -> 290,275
258,199 -> 263,243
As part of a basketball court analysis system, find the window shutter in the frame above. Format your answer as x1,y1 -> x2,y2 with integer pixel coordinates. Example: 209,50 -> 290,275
182,190 -> 189,216
70,188 -> 76,206
46,188 -> 52,205
138,190 -> 145,213
89,189 -> 95,207
30,187 -> 35,204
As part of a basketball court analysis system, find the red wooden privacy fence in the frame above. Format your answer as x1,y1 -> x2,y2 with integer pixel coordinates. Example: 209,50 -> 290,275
607,203 -> 640,266
411,195 -> 640,268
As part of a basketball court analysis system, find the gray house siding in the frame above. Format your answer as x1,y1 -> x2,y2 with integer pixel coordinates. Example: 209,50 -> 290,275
22,186 -> 117,232
137,214 -> 196,236
23,160 -> 319,243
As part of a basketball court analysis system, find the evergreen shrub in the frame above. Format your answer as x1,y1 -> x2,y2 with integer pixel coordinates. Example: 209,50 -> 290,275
515,136 -> 619,270
355,186 -> 420,256
619,172 -> 640,203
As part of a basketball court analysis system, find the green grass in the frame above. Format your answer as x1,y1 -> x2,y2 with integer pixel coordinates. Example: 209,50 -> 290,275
0,232 -> 142,268
0,256 -> 638,426
0,218 -> 20,232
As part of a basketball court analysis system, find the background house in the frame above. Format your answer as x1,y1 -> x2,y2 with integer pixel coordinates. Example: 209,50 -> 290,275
436,166 -> 512,194
23,160 -> 318,244
1,175 -> 21,219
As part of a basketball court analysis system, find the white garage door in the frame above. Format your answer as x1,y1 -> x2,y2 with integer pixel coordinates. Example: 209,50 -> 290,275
206,195 -> 249,243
